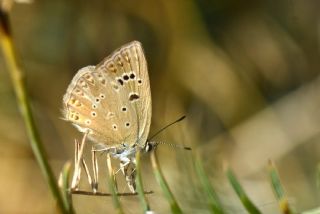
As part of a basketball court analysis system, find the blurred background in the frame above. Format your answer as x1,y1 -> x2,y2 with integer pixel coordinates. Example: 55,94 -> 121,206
1,0 -> 320,213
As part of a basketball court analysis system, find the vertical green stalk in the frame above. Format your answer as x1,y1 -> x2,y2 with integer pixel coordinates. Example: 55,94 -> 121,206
0,9 -> 68,214
106,154 -> 124,214
226,168 -> 261,214
59,161 -> 75,213
135,150 -> 151,212
194,156 -> 224,213
268,161 -> 294,214
150,149 -> 183,214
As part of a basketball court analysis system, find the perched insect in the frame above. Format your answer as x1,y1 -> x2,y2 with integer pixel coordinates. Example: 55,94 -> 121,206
63,41 -> 152,192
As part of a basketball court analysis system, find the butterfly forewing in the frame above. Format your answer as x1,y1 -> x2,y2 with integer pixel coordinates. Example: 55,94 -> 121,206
63,41 -> 152,148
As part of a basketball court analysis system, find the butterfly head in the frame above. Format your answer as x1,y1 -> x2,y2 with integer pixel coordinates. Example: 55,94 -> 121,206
143,141 -> 156,153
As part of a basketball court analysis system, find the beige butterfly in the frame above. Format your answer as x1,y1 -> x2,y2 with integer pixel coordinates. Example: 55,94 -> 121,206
63,41 -> 153,192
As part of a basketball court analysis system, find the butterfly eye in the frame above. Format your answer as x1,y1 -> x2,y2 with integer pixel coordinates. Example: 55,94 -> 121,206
144,142 -> 153,152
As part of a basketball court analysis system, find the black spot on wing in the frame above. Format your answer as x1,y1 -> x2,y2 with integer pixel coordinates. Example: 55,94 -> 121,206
129,93 -> 139,101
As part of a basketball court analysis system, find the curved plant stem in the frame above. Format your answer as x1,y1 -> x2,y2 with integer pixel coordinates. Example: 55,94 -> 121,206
194,155 -> 224,214
59,161 -> 75,213
106,153 -> 124,214
135,150 -> 151,212
226,168 -> 261,214
268,160 -> 294,214
150,149 -> 182,214
0,10 -> 69,214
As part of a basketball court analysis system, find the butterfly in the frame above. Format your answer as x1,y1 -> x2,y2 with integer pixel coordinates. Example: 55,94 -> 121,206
63,41 -> 154,192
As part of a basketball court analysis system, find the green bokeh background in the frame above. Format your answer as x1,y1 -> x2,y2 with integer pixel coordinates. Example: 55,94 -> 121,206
1,0 -> 320,213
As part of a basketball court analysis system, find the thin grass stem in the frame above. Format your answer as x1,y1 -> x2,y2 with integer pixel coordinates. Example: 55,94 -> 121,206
226,168 -> 261,214
150,149 -> 182,214
268,160 -> 294,214
59,161 -> 75,213
194,155 -> 224,213
136,150 -> 151,212
106,153 -> 124,214
0,9 -> 68,214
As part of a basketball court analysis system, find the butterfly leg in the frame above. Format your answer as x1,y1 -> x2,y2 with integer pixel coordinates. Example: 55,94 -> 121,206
71,132 -> 88,189
81,156 -> 93,191
71,139 -> 80,190
91,148 -> 98,193
119,158 -> 136,193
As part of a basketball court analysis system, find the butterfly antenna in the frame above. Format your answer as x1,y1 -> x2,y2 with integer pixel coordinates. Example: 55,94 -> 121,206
148,115 -> 186,141
147,115 -> 191,151
154,141 -> 191,150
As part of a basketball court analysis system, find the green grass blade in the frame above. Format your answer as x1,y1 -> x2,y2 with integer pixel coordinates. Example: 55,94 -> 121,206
136,151 -> 151,212
0,9 -> 68,214
150,149 -> 183,214
59,161 -> 74,214
106,154 -> 124,214
268,161 -> 294,214
226,168 -> 262,214
194,156 -> 224,214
